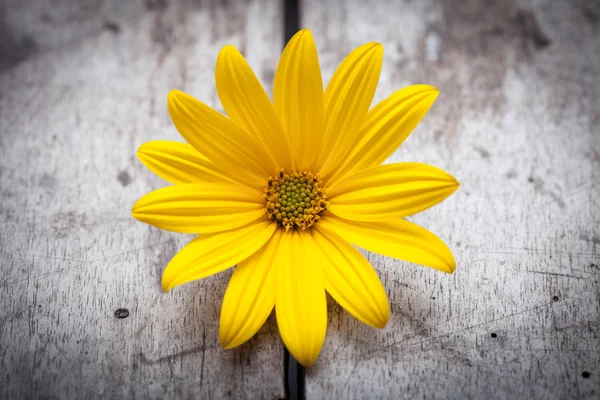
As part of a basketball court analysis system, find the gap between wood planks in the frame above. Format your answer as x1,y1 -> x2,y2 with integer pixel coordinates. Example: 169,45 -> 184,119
282,0 -> 305,399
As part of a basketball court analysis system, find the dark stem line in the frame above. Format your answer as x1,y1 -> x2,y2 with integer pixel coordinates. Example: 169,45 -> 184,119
282,0 -> 305,399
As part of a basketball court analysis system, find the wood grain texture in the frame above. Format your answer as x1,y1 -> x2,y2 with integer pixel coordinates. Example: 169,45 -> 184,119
302,0 -> 600,398
0,0 -> 285,398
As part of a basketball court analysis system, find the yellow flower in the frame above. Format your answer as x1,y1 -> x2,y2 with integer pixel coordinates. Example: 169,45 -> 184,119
132,29 -> 459,367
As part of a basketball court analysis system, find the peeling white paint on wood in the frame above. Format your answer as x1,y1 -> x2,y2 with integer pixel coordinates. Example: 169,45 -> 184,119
303,0 -> 600,398
0,1 -> 285,399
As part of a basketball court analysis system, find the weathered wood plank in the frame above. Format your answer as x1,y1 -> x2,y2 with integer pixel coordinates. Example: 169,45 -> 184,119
303,0 -> 600,398
0,1 -> 285,398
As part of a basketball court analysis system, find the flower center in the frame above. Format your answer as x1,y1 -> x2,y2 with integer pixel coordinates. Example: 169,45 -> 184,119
264,170 -> 328,231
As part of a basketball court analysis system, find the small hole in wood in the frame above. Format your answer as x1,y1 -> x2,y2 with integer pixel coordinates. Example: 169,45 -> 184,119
582,372 -> 590,378
552,295 -> 559,302
491,333 -> 497,338
115,308 -> 130,319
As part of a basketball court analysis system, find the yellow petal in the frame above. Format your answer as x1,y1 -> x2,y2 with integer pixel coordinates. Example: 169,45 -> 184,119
274,29 -> 324,171
325,85 -> 439,185
220,230 -> 282,349
275,230 -> 327,367
327,162 -> 459,222
167,90 -> 270,189
315,42 -> 383,176
132,182 -> 265,234
312,226 -> 389,328
137,140 -> 234,185
318,212 -> 456,273
162,218 -> 277,291
215,46 -> 292,173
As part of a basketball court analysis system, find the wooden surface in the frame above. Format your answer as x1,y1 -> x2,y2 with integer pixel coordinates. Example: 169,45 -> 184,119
1,0 -> 599,399
0,1 -> 285,399
302,0 -> 600,399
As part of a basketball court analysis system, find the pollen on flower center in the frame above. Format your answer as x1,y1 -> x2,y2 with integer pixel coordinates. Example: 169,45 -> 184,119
264,169 -> 328,231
